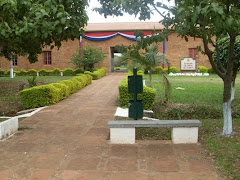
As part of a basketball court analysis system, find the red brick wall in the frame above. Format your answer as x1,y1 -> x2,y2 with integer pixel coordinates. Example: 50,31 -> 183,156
0,33 -> 211,72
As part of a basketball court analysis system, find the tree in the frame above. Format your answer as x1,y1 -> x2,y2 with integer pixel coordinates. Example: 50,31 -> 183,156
97,0 -> 240,136
0,0 -> 88,77
71,46 -> 105,70
213,36 -> 240,101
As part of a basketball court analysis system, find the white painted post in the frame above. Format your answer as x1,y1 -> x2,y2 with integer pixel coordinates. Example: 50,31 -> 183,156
37,72 -> 39,77
60,72 -> 63,76
10,58 -> 14,79
143,80 -> 146,86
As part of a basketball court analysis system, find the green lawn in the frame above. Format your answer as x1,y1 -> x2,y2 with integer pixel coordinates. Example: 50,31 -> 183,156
142,74 -> 240,180
144,74 -> 240,105
0,76 -> 73,116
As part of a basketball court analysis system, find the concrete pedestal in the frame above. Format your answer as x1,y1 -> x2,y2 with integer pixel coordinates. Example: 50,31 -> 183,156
110,128 -> 135,144
172,127 -> 198,144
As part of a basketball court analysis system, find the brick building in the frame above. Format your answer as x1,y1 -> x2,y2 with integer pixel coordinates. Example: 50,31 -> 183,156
0,22 -> 210,72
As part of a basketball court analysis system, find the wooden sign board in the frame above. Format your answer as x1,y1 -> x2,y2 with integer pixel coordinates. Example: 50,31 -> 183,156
180,58 -> 196,71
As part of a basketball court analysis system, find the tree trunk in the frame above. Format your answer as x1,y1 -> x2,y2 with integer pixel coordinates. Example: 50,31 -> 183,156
222,75 -> 233,136
231,72 -> 237,101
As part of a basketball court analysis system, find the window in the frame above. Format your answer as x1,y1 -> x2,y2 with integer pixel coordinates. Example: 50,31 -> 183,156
13,57 -> 18,66
188,48 -> 198,59
43,51 -> 52,65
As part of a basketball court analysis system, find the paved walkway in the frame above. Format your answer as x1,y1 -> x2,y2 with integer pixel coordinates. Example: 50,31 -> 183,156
0,73 -> 223,180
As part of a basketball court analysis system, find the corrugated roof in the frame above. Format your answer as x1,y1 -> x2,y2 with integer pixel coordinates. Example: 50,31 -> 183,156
84,22 -> 164,32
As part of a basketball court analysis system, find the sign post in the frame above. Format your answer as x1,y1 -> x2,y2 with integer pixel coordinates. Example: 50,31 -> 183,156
128,68 -> 143,120
180,58 -> 196,71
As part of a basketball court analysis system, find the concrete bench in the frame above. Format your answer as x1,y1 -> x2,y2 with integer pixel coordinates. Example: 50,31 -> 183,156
108,120 -> 202,144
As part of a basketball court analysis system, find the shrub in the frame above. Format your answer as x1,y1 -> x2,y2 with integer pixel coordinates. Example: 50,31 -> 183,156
71,46 -> 105,70
27,76 -> 38,88
70,78 -> 82,92
60,80 -> 75,94
51,68 -> 61,76
74,68 -> 84,75
114,67 -> 121,70
84,71 -> 97,80
20,84 -> 61,109
118,75 -> 156,110
5,70 -> 10,76
163,68 -> 169,73
152,66 -> 164,74
84,67 -> 107,80
27,69 -> 38,76
39,69 -> 50,76
208,67 -> 216,74
169,66 -> 179,73
0,69 -> 6,76
63,68 -> 74,76
52,83 -> 69,99
153,103 -> 223,119
92,67 -> 99,71
198,66 -> 208,73
19,74 -> 92,109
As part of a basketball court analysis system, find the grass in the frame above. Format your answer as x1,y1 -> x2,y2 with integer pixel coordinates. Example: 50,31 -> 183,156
0,76 -> 73,116
140,73 -> 240,179
144,74 -> 240,105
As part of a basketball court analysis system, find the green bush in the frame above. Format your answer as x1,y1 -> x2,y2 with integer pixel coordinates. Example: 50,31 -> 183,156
84,71 -> 97,80
39,69 -> 51,76
63,68 -> 74,76
20,74 -> 92,109
27,69 -> 38,76
169,66 -> 179,73
92,67 -> 99,71
152,66 -> 164,74
20,84 -> 61,109
52,83 -> 69,99
198,66 -> 208,73
0,69 -> 6,76
208,67 -> 215,74
51,68 -> 61,76
118,75 -> 156,110
114,67 -> 121,70
74,68 -> 84,75
5,70 -> 10,76
60,80 -> 75,94
84,67 -> 107,80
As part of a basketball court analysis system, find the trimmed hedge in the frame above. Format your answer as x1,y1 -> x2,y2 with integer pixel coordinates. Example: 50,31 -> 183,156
169,66 -> 179,73
27,69 -> 38,76
20,84 -> 61,108
198,66 -> 208,73
20,74 -> 92,109
74,68 -> 84,75
84,67 -> 107,80
152,66 -> 164,74
51,68 -> 61,76
0,68 -> 85,77
118,73 -> 156,110
0,69 -> 6,76
39,69 -> 50,76
63,68 -> 74,76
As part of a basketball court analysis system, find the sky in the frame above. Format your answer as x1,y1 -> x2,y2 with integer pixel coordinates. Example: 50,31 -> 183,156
87,0 -> 174,23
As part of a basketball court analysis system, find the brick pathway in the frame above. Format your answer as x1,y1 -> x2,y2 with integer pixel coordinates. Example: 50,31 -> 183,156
0,73 -> 223,180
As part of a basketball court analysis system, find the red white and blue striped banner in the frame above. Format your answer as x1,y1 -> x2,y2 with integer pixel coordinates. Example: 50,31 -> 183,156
80,31 -> 166,67
83,31 -> 153,41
